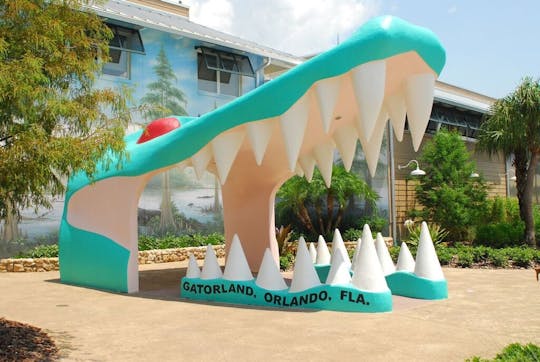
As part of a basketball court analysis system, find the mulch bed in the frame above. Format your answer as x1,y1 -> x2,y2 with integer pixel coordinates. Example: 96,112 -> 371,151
0,318 -> 58,361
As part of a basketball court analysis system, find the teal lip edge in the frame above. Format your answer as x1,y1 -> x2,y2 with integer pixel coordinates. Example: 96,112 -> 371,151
385,271 -> 448,300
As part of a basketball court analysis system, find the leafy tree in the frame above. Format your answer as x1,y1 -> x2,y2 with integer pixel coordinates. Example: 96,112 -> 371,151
477,77 -> 540,247
276,164 -> 379,240
412,129 -> 487,242
141,45 -> 187,234
0,0 -> 129,243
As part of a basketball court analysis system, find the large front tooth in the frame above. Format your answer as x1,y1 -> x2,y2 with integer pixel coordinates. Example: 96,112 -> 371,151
396,242 -> 415,272
357,110 -> 388,177
289,236 -> 322,292
191,146 -> 212,180
315,235 -> 331,265
326,251 -> 352,286
247,120 -> 273,166
414,222 -> 445,280
185,253 -> 201,278
313,142 -> 335,187
315,76 -> 341,133
200,244 -> 222,279
299,155 -> 316,182
385,91 -> 407,142
333,124 -> 358,172
223,234 -> 253,281
280,95 -> 309,171
211,131 -> 245,185
351,224 -> 389,292
332,229 -> 351,269
405,73 -> 436,151
256,248 -> 288,290
375,233 -> 396,276
351,60 -> 386,140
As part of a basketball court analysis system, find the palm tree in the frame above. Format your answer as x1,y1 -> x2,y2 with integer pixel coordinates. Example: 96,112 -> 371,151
477,77 -> 540,247
141,45 -> 187,234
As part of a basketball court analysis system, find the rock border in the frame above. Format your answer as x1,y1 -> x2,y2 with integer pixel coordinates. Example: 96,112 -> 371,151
0,245 -> 225,273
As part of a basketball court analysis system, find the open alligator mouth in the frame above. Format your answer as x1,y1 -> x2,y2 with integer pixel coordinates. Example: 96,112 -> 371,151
59,16 -> 446,294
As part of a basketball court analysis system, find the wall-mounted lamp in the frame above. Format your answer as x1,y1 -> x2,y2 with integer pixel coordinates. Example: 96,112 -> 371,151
398,159 -> 426,176
470,172 -> 480,178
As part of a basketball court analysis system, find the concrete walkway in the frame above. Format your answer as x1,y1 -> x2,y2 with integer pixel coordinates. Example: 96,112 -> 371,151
1,263 -> 539,361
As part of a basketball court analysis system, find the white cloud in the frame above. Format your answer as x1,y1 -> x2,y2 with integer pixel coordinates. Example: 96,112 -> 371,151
185,0 -> 380,56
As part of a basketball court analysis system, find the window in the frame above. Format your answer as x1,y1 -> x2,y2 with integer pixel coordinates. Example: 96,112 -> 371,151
197,47 -> 255,96
103,22 -> 145,78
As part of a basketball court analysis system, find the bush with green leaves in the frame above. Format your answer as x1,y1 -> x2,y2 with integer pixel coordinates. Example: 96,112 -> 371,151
411,130 -> 488,242
276,164 -> 379,241
467,342 -> 540,362
138,233 -> 224,251
15,244 -> 59,258
403,222 -> 449,247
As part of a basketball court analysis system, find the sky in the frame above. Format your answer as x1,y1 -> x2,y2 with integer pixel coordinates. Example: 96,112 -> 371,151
181,0 -> 540,99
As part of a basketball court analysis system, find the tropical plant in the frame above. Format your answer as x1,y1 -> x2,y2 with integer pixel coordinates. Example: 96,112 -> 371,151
0,0 -> 130,245
141,45 -> 188,234
403,221 -> 449,247
276,165 -> 379,240
467,342 -> 540,362
477,77 -> 540,247
411,129 -> 488,242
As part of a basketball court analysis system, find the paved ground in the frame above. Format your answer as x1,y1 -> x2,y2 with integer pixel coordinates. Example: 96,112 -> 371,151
1,262 -> 539,361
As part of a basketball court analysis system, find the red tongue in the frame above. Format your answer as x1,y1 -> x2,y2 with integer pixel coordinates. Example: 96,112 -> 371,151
137,117 -> 181,144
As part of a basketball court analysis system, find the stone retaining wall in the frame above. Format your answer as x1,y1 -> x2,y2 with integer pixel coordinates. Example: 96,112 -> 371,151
0,239 -> 393,273
0,245 -> 225,273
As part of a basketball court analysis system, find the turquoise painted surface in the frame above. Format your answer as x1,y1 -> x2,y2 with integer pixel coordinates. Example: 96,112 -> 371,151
59,220 -> 130,292
181,278 -> 392,313
60,16 -> 445,294
315,264 -> 331,283
385,271 -> 448,300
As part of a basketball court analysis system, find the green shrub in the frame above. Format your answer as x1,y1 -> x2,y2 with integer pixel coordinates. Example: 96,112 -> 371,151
404,222 -> 449,247
454,247 -> 474,267
15,244 -> 59,258
435,246 -> 454,265
467,342 -> 540,361
138,233 -> 224,251
343,228 -> 363,242
488,249 -> 508,268
475,222 -> 525,248
279,252 -> 295,271
506,247 -> 535,268
388,246 -> 400,263
471,246 -> 490,264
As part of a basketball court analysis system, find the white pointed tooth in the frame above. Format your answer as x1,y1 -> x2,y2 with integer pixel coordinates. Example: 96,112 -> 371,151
333,125 -> 358,172
211,131 -> 245,185
200,244 -> 222,279
375,233 -> 396,276
357,110 -> 388,177
396,242 -> 416,272
315,235 -> 331,265
256,248 -> 288,291
315,77 -> 341,133
313,142 -> 335,188
414,222 -> 445,280
299,155 -> 316,182
351,238 -> 362,270
246,120 -> 273,166
351,224 -> 390,292
326,250 -> 352,286
351,60 -> 386,140
223,234 -> 253,281
385,91 -> 407,142
309,242 -> 317,263
295,164 -> 305,177
289,236 -> 322,292
186,253 -> 201,278
191,146 -> 212,180
405,73 -> 436,151
332,229 -> 351,269
280,95 -> 309,171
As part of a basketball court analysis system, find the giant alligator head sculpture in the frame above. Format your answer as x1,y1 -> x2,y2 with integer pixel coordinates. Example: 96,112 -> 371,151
59,16 -> 445,294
